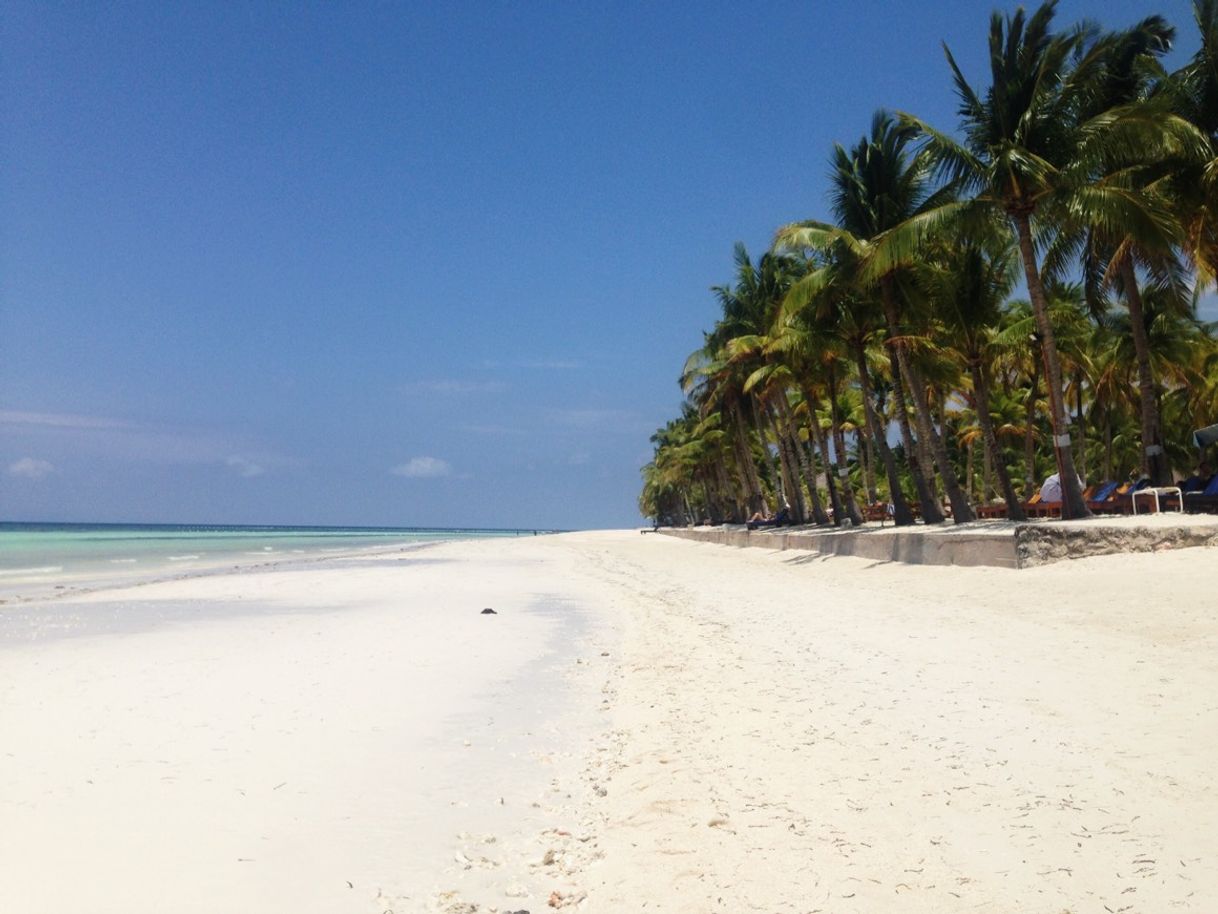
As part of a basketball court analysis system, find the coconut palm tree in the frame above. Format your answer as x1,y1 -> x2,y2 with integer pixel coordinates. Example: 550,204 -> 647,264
682,340 -> 768,518
780,248 -> 919,525
930,239 -> 1028,519
900,1 -> 1206,517
1168,0 -> 1218,281
683,244 -> 808,518
1050,14 -> 1188,485
766,304 -> 853,525
639,1 -> 1218,526
776,112 -> 976,522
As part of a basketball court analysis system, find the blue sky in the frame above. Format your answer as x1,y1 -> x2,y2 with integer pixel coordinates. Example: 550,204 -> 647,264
1,0 -> 1206,529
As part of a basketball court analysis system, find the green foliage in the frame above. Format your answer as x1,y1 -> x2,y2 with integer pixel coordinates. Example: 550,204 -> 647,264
641,1 -> 1218,523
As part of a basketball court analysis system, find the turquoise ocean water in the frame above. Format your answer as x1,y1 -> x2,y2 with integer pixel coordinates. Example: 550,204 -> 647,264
0,522 -> 538,601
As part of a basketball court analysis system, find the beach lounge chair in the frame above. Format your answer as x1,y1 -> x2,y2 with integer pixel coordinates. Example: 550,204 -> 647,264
1084,481 -> 1120,511
1022,492 -> 1060,518
1088,481 -> 1132,514
975,502 -> 1010,519
1161,472 -> 1213,511
1182,473 -> 1218,514
1092,479 -> 1152,515
1040,484 -> 1097,519
747,506 -> 793,530
1131,485 -> 1185,514
863,502 -> 889,523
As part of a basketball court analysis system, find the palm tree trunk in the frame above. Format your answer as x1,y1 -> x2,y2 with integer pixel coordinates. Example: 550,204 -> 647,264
765,399 -> 805,522
778,396 -> 828,524
983,435 -> 994,502
852,339 -> 916,525
1104,410 -> 1114,481
1025,354 -> 1039,493
697,475 -> 711,524
781,424 -> 808,523
881,320 -> 944,522
730,399 -> 766,516
1012,212 -> 1091,518
1120,258 -> 1169,485
970,358 -> 1026,520
803,385 -> 845,525
965,437 -> 975,502
879,279 -> 974,522
826,363 -> 865,526
795,431 -> 830,524
716,457 -> 743,522
750,398 -> 780,503
1074,370 -> 1088,484
861,428 -> 879,503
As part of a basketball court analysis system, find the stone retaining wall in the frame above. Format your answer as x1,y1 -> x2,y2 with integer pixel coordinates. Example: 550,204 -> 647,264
659,520 -> 1218,569
1014,521 -> 1218,567
659,526 -> 1018,568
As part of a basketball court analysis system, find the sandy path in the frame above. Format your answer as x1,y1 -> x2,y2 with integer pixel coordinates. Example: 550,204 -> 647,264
561,531 -> 1218,914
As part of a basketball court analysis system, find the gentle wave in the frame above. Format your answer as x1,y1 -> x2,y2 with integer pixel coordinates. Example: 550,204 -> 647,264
0,525 -> 543,598
0,565 -> 65,577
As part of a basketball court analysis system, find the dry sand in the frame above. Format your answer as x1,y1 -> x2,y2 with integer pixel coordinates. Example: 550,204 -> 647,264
1,531 -> 1215,913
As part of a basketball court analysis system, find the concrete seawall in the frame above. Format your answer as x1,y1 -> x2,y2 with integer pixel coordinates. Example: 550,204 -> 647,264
659,516 -> 1218,569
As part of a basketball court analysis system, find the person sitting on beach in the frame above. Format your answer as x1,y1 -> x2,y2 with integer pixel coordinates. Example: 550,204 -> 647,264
1038,472 -> 1081,504
1181,461 -> 1214,493
1039,473 -> 1063,503
747,508 -> 773,524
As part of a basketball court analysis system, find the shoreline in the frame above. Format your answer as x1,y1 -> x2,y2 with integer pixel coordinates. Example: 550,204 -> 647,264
0,537 -> 616,913
3,531 -> 1215,912
0,534 -> 537,607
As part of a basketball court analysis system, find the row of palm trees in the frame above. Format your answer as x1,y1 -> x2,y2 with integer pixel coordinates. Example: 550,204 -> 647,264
640,1 -> 1218,528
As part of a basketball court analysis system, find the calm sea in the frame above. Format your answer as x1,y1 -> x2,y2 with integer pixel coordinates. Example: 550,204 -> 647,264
0,522 -> 540,601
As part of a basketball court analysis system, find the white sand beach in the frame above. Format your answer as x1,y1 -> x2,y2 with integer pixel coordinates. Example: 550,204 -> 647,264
2,531 -> 1216,913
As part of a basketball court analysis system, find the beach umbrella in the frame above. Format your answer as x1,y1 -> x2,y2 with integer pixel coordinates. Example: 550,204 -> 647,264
1194,423 -> 1218,449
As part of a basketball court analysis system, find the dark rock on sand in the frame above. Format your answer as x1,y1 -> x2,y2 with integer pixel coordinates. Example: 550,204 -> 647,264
481,607 -> 497,615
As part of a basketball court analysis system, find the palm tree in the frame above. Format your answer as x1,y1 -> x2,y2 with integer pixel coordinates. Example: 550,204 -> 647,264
639,2 -> 1218,526
930,239 -> 1028,519
1057,14 -> 1185,485
644,411 -> 710,526
767,307 -> 853,525
684,244 -> 807,519
682,340 -> 767,518
900,1 -> 1206,517
776,112 -> 977,522
1169,1 -> 1218,281
781,248 -> 919,525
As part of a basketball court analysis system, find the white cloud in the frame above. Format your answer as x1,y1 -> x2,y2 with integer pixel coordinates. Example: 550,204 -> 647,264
7,457 -> 54,479
226,456 -> 265,478
3,405 -> 294,471
391,456 -> 453,478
